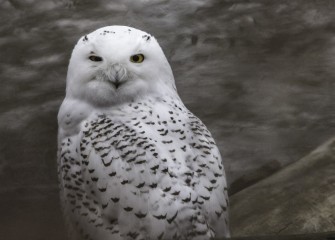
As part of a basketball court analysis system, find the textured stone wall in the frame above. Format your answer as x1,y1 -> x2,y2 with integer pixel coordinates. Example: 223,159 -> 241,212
1,0 -> 335,239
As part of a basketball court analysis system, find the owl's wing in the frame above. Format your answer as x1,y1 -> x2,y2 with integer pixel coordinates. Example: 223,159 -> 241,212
58,117 -> 131,240
185,112 -> 230,238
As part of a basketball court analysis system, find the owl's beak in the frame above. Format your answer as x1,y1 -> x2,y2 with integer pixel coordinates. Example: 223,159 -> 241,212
113,79 -> 121,89
106,64 -> 127,89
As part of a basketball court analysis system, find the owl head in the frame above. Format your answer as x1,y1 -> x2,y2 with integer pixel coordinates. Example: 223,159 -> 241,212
66,26 -> 176,106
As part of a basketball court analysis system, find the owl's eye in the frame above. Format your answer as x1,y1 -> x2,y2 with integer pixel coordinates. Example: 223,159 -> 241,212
130,54 -> 145,63
89,56 -> 103,62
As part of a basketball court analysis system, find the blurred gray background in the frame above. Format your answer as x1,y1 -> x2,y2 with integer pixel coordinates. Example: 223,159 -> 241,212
1,0 -> 335,239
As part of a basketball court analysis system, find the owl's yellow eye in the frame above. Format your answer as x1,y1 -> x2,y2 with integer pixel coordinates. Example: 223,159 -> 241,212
130,54 -> 145,63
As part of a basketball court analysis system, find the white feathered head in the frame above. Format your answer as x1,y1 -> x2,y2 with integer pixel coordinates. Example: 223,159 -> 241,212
66,26 -> 176,106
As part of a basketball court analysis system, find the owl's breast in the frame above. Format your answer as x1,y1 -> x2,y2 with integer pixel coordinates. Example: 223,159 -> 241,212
59,96 -> 227,240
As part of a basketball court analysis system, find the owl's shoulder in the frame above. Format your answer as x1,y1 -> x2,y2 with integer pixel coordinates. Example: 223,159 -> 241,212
57,97 -> 94,143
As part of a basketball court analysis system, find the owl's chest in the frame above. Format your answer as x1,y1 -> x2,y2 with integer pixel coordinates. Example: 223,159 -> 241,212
81,103 -> 193,175
88,100 -> 190,154
74,103 -> 199,214
59,99 -> 224,239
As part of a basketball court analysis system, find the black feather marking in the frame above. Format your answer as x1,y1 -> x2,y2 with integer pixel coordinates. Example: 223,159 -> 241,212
136,182 -> 145,188
135,159 -> 147,164
150,164 -> 159,171
127,231 -> 139,239
95,223 -> 103,228
127,157 -> 136,163
215,210 -> 223,218
102,203 -> 108,209
185,178 -> 191,185
200,195 -> 210,201
182,194 -> 191,203
134,211 -> 147,218
98,186 -> 107,192
167,211 -> 178,224
160,130 -> 168,136
121,180 -> 129,185
124,206 -> 133,212
91,177 -> 98,182
153,213 -> 167,220
101,159 -> 113,167
110,218 -> 117,224
171,191 -> 180,196
121,150 -> 136,158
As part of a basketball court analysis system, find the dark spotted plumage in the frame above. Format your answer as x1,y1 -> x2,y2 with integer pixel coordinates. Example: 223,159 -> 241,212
58,96 -> 229,240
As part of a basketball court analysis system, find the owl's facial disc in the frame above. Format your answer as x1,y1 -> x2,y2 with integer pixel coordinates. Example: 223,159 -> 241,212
67,26 -> 177,107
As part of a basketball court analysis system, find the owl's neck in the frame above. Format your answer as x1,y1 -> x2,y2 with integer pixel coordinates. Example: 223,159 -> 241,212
95,91 -> 182,112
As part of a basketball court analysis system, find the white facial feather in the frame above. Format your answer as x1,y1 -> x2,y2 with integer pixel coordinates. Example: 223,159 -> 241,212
66,26 -> 176,107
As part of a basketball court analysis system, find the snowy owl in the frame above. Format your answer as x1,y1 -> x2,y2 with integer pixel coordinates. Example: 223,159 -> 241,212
57,25 -> 230,240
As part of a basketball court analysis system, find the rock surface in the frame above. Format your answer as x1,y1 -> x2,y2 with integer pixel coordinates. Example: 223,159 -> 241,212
229,232 -> 335,240
230,137 -> 335,236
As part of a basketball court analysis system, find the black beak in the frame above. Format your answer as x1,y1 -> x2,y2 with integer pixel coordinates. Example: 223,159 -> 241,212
113,80 -> 120,89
